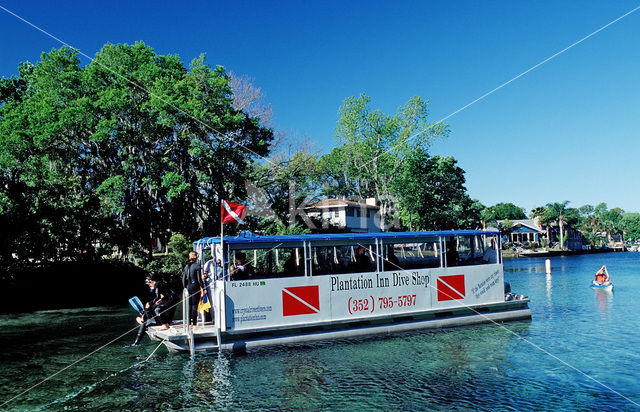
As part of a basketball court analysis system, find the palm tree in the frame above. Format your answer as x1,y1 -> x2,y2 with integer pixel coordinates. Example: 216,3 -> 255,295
530,206 -> 547,245
542,201 -> 570,249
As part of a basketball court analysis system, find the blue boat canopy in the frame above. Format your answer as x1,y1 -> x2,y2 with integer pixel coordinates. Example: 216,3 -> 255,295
194,230 -> 500,249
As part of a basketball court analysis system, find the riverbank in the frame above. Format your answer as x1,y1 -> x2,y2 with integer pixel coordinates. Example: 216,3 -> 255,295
502,248 -> 627,259
0,260 -> 149,313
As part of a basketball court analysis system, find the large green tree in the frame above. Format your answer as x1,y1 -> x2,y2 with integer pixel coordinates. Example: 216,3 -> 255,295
481,203 -> 526,226
622,213 -> 640,242
322,94 -> 449,230
393,149 -> 482,230
0,42 -> 272,266
249,150 -> 319,230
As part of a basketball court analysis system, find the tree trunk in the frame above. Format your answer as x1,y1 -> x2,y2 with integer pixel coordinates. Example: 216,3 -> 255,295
546,225 -> 551,246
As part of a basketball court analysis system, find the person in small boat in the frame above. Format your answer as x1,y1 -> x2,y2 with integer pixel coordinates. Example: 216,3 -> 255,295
132,273 -> 177,346
593,265 -> 611,285
183,251 -> 204,328
230,252 -> 254,280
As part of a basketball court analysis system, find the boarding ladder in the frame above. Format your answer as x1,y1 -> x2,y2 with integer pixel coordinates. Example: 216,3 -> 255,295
182,283 -> 224,356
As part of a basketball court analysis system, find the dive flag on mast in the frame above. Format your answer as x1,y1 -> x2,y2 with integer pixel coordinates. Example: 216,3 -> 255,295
221,200 -> 247,224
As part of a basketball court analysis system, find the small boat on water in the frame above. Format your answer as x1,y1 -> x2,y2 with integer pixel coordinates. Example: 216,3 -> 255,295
147,230 -> 531,353
591,282 -> 613,292
591,265 -> 613,291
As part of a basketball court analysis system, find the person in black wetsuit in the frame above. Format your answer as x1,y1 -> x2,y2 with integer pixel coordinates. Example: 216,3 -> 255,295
182,250 -> 203,328
132,273 -> 177,346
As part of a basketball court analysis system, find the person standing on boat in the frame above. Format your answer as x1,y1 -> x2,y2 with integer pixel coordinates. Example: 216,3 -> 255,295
593,265 -> 610,285
202,253 -> 222,322
183,251 -> 204,328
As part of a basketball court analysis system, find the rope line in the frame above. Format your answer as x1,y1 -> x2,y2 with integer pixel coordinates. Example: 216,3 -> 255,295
358,241 -> 640,408
365,4 -> 640,170
0,4 -> 277,167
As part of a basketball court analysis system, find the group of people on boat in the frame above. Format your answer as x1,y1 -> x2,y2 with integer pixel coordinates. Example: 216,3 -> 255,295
592,265 -> 611,286
132,249 -> 256,345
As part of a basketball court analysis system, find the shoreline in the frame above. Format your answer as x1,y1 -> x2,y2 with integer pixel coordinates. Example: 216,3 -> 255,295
504,248 -> 627,259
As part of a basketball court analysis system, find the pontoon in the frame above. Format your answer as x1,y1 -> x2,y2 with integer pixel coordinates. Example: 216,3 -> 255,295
147,230 -> 531,353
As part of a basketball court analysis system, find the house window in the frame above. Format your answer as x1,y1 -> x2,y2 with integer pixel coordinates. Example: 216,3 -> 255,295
356,209 -> 361,217
367,210 -> 371,218
334,210 -> 339,218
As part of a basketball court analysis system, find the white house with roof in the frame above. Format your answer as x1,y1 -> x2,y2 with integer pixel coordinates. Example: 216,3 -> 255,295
305,198 -> 381,232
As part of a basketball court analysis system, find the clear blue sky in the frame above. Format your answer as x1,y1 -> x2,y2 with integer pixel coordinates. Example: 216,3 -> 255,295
2,1 -> 640,214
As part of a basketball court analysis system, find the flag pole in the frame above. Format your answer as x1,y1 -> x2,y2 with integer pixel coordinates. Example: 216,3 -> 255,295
220,200 -> 225,280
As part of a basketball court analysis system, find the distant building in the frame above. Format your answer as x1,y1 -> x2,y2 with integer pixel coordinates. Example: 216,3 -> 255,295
504,217 -> 584,250
306,198 -> 381,232
498,219 -> 545,244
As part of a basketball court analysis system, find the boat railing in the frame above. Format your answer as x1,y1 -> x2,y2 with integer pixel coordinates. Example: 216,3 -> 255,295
182,289 -> 189,333
182,288 -> 194,355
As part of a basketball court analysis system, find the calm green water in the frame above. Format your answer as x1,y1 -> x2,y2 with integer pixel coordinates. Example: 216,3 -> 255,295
1,253 -> 640,411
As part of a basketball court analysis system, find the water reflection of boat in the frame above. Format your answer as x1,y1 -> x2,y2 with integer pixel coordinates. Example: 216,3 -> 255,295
147,230 -> 531,353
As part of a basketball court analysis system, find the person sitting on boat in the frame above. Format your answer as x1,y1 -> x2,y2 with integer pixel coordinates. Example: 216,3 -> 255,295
593,265 -> 611,285
132,273 -> 177,346
383,247 -> 400,271
446,240 -> 459,267
352,246 -> 373,272
283,254 -> 302,277
230,252 -> 254,280
483,240 -> 497,264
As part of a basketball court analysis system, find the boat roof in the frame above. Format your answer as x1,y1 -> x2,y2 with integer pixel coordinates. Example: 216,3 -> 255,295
194,230 -> 500,248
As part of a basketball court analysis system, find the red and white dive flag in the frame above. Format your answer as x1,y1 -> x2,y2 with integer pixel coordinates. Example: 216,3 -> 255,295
437,274 -> 466,301
221,200 -> 247,224
282,286 -> 320,316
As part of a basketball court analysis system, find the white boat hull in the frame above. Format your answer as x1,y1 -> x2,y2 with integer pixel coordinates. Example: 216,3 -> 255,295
591,283 -> 613,291
148,299 -> 531,353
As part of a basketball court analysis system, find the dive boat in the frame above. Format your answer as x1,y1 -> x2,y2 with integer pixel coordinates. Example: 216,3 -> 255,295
147,230 -> 531,353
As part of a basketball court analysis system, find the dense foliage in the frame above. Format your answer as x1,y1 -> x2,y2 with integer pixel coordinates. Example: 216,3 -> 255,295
481,202 -> 526,225
0,43 -> 272,268
3,43 -> 635,277
312,94 -> 482,231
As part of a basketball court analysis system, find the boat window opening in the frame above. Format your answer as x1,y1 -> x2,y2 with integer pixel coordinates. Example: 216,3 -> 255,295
445,235 -> 489,267
444,236 -> 458,267
482,234 -> 500,264
312,243 -> 375,275
229,247 -> 304,279
383,241 -> 440,271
